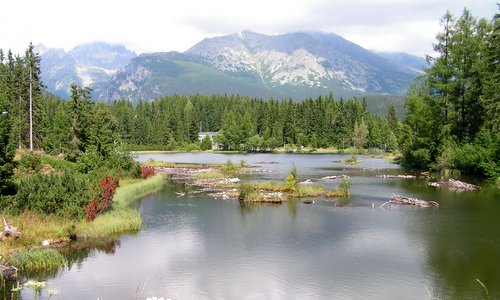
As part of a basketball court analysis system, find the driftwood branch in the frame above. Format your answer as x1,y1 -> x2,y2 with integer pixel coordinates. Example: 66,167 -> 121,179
1,217 -> 21,240
384,195 -> 439,208
429,179 -> 479,192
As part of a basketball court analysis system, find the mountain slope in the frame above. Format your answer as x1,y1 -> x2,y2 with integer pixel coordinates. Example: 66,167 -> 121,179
185,31 -> 417,96
376,51 -> 428,73
38,42 -> 136,98
40,31 -> 421,102
98,52 -> 286,101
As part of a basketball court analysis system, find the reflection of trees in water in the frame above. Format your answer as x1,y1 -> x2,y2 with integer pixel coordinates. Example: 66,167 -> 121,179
409,208 -> 500,299
238,200 -> 299,218
239,202 -> 282,216
62,237 -> 123,265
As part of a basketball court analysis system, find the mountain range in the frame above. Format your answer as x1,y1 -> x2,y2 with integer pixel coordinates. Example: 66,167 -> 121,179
38,31 -> 427,102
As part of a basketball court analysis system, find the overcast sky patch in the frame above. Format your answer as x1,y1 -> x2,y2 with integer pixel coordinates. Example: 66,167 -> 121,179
0,0 -> 494,57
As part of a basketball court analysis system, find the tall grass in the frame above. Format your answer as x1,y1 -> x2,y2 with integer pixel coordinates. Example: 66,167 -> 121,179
0,213 -> 73,254
243,182 -> 326,198
296,185 -> 325,197
75,209 -> 141,238
194,171 -> 227,179
8,249 -> 66,271
113,174 -> 165,209
76,174 -> 164,237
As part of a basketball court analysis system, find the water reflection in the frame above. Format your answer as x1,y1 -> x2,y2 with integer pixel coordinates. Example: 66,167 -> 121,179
13,153 -> 500,299
409,197 -> 500,299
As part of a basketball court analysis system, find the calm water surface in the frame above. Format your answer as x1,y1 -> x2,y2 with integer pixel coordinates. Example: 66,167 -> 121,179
24,153 -> 500,299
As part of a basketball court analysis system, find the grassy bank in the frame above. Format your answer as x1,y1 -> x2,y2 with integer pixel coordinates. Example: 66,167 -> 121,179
113,174 -> 165,209
76,174 -> 165,238
0,174 -> 165,273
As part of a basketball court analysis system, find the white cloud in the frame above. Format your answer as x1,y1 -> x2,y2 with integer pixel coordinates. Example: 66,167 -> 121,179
0,0 -> 495,57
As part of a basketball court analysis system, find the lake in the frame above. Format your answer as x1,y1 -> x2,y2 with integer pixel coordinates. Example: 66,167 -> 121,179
22,153 -> 500,299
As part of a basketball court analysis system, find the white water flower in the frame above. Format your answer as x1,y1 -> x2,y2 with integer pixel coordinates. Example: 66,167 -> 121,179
48,289 -> 60,295
24,281 -> 47,290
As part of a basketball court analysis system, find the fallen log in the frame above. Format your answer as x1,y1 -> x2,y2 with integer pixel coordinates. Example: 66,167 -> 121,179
381,195 -> 439,208
322,175 -> 350,180
1,218 -> 21,240
378,174 -> 416,179
428,179 -> 479,192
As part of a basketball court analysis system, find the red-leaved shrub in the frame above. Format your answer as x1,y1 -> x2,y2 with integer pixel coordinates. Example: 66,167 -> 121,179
140,165 -> 155,178
85,176 -> 119,221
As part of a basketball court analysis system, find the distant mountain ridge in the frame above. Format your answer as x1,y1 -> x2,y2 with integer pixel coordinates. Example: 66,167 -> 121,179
37,42 -> 136,98
185,31 -> 415,94
38,32 -> 424,102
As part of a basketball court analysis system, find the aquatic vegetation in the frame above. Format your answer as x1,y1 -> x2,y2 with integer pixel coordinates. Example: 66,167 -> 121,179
341,155 -> 358,165
48,288 -> 60,299
24,281 -> 46,300
76,208 -> 141,238
9,249 -> 66,271
220,159 -> 237,173
325,179 -> 352,198
284,165 -> 298,192
112,174 -> 165,209
193,171 -> 227,180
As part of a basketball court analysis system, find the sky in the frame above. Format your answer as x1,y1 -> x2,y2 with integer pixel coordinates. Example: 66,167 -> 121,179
0,0 -> 495,57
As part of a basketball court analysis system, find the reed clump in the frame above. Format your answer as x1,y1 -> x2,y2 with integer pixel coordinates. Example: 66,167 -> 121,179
193,171 -> 227,180
112,174 -> 165,209
8,248 -> 66,271
75,208 -> 141,238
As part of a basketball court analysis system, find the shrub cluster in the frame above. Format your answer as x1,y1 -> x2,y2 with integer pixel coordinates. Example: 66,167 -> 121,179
19,151 -> 42,173
9,172 -> 94,218
85,176 -> 119,221
140,165 -> 155,179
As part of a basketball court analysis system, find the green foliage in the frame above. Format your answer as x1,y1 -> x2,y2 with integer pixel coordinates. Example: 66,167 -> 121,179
182,142 -> 201,152
352,119 -> 369,149
9,248 -> 66,271
193,171 -> 227,180
404,148 -> 432,169
337,179 -> 352,197
76,208 -> 141,238
296,184 -> 325,197
106,142 -> 141,177
284,165 -> 298,192
105,93 -> 400,153
200,135 -> 212,150
41,154 -> 78,172
76,150 -> 102,174
401,9 -> 499,177
221,159 -> 236,173
8,172 -> 96,218
342,155 -> 358,165
0,76 -> 15,195
238,183 -> 257,201
436,129 -> 500,178
18,151 -> 42,173
112,174 -> 164,209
